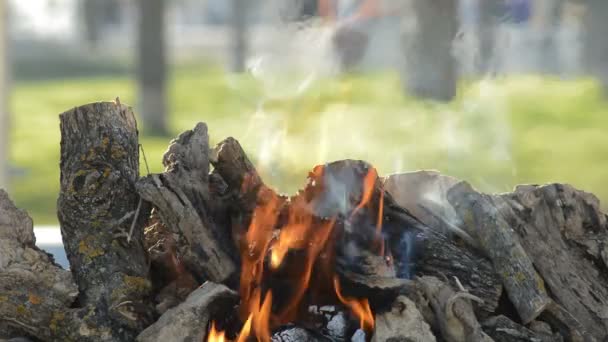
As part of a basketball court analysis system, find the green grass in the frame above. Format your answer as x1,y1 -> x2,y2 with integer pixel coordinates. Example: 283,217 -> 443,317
8,64 -> 608,225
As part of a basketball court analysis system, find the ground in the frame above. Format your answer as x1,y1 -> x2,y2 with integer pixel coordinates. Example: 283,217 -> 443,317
8,63 -> 608,224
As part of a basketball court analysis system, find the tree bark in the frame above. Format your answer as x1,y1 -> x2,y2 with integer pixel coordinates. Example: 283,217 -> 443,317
494,184 -> 608,340
58,102 -> 154,341
137,0 -> 168,135
447,182 -> 551,324
584,0 -> 608,95
402,0 -> 458,101
0,0 -> 9,190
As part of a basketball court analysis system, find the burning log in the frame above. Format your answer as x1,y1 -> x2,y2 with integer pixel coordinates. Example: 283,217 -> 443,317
371,295 -> 436,342
209,137 -> 286,247
136,282 -> 238,342
447,181 -> 551,324
57,102 -> 154,339
481,315 -> 558,342
415,275 -> 493,342
137,123 -> 237,284
317,164 -> 502,315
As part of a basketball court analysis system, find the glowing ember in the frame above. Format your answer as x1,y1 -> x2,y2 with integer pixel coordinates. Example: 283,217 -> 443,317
207,321 -> 226,342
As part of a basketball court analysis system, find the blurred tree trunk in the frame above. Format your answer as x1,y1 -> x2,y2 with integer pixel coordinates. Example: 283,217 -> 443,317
478,0 -> 501,75
0,0 -> 8,190
403,0 -> 458,102
533,0 -> 565,74
584,0 -> 608,95
82,0 -> 102,48
137,0 -> 168,135
230,0 -> 248,72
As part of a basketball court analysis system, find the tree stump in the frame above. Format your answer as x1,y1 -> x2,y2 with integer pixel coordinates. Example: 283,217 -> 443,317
58,101 -> 153,340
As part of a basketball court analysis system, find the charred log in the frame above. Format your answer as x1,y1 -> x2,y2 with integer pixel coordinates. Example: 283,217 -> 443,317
136,282 -> 238,342
136,123 -> 237,284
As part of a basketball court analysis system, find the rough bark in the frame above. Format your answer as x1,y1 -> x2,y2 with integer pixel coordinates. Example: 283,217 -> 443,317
402,0 -> 457,101
137,124 -> 237,284
136,282 -> 238,342
447,181 -> 551,324
494,184 -> 608,340
372,295 -> 436,342
58,101 -> 153,340
482,315 -> 558,342
0,190 -> 78,339
137,0 -> 168,135
416,276 -> 493,342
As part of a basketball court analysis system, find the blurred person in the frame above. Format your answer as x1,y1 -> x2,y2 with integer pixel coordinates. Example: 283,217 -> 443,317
317,0 -> 403,71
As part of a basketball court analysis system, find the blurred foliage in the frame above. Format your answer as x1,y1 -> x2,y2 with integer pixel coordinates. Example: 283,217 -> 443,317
9,63 -> 608,224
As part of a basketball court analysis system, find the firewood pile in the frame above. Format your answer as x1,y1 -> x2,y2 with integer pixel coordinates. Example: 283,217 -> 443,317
1,101 -> 607,342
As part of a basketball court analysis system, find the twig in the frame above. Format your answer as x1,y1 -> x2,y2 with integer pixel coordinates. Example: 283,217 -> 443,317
139,143 -> 151,176
127,197 -> 143,244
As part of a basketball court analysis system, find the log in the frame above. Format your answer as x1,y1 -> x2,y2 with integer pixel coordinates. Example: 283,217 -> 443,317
0,190 -> 77,340
447,181 -> 551,324
371,295 -> 436,342
493,184 -> 608,340
481,315 -> 558,342
306,161 -> 502,315
383,171 -> 502,315
57,102 -> 154,339
137,123 -> 237,284
209,137 -> 285,247
415,276 -> 493,342
136,282 -> 239,342
383,171 -> 476,248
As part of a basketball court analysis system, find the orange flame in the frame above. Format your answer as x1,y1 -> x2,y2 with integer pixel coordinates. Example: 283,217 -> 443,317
207,321 -> 226,342
208,164 -> 385,342
333,275 -> 375,333
351,167 -> 378,217
239,192 -> 280,319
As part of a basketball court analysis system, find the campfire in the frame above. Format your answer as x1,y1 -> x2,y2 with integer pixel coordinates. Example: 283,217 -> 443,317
1,101 -> 608,342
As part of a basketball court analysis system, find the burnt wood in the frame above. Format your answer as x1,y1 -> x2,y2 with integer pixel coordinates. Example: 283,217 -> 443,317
136,123 -> 237,283
57,101 -> 154,340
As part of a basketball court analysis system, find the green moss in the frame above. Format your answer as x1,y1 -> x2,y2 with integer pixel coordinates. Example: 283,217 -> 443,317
49,311 -> 65,332
78,236 -> 105,260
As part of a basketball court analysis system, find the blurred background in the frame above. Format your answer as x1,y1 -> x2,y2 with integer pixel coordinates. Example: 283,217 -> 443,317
0,0 -> 607,232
